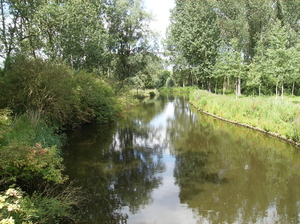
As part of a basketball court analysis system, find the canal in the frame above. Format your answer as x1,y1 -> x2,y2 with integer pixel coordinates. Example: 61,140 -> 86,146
63,94 -> 300,224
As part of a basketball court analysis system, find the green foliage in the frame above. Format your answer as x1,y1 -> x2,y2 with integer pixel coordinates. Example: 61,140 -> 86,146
149,91 -> 156,98
0,109 -> 12,127
0,185 -> 81,224
107,0 -> 156,81
0,188 -> 29,224
165,77 -> 175,87
0,113 -> 67,188
72,70 -> 119,126
189,89 -> 300,143
0,57 -> 122,128
0,98 -> 87,224
0,109 -> 12,146
166,0 -> 300,95
1,114 -> 66,149
153,70 -> 171,88
0,56 -> 74,125
168,0 -> 220,87
159,86 -> 198,93
0,143 -> 66,185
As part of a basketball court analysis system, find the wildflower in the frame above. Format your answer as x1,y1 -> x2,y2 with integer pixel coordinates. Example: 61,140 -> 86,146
7,203 -> 20,211
5,189 -> 18,197
0,202 -> 5,209
0,195 -> 8,203
0,216 -> 15,224
5,189 -> 22,199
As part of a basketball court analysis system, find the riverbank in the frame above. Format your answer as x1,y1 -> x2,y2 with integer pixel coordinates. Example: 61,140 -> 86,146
0,88 -> 143,223
188,89 -> 300,147
159,87 -> 300,146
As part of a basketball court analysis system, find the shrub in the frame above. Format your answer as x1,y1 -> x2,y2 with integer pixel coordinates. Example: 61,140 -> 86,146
71,71 -> 119,126
0,56 -> 74,125
0,185 -> 81,224
0,115 -> 67,187
0,143 -> 66,186
2,114 -> 66,151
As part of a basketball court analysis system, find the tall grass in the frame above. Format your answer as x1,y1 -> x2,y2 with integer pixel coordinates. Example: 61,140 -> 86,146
189,90 -> 300,143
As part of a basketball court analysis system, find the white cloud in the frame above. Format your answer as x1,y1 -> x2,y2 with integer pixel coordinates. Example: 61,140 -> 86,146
144,0 -> 175,38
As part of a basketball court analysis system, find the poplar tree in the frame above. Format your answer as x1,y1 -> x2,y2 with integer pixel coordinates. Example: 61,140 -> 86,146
168,0 -> 220,90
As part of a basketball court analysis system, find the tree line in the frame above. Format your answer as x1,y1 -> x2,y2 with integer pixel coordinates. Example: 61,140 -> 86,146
0,0 -> 161,79
166,0 -> 300,98
0,0 -> 170,126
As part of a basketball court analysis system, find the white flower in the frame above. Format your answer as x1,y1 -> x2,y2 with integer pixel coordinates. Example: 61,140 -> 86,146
0,216 -> 15,224
0,195 -> 8,203
5,189 -> 22,199
7,203 -> 20,211
5,189 -> 18,197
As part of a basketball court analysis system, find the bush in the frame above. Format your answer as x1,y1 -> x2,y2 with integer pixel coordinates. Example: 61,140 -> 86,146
0,185 -> 81,224
2,114 -> 66,151
0,57 -> 122,128
0,143 -> 66,186
0,114 -> 67,188
71,71 -> 120,126
0,56 -> 74,125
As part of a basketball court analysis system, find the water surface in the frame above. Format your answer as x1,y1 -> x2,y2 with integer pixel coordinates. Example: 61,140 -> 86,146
63,94 -> 300,224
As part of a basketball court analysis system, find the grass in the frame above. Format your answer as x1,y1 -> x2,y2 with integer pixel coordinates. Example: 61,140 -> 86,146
159,86 -> 198,92
189,90 -> 300,144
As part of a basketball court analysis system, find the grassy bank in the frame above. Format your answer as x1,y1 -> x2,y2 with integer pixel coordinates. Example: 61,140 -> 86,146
159,86 -> 198,92
189,90 -> 300,145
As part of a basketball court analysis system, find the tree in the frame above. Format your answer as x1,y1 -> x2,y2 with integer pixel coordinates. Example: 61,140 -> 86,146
261,21 -> 293,99
214,39 -> 247,97
33,1 -> 109,71
106,0 -> 156,82
168,0 -> 220,89
0,0 -> 45,67
244,0 -> 273,61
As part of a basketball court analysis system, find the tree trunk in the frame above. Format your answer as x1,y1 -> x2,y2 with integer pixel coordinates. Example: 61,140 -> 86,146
292,81 -> 295,96
236,77 -> 241,96
215,81 -> 217,94
207,78 -> 212,92
281,81 -> 284,100
223,76 -> 227,95
276,83 -> 278,100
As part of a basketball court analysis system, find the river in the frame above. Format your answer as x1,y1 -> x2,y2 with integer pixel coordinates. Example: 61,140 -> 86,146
63,94 -> 300,224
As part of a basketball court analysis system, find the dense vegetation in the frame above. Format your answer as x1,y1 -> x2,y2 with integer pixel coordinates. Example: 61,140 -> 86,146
2,0 -> 300,222
162,0 -> 300,146
0,0 -> 166,223
189,89 -> 300,144
165,0 -> 300,98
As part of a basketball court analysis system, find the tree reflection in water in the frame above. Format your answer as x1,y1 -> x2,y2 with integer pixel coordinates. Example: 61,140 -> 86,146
64,94 -> 300,224
167,96 -> 300,224
63,99 -> 167,223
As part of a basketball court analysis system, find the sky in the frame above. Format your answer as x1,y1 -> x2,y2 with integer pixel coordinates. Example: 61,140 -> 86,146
144,0 -> 175,38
